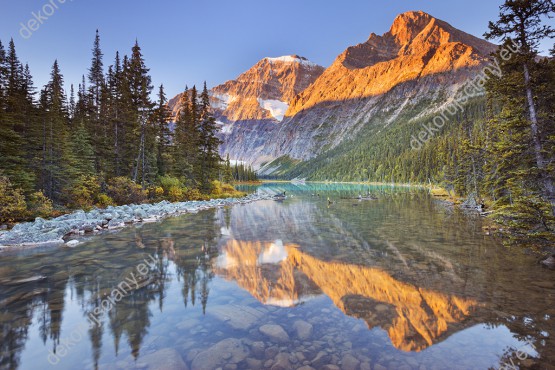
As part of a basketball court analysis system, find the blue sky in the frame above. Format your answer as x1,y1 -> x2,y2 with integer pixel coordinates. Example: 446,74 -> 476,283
0,0 -> 551,99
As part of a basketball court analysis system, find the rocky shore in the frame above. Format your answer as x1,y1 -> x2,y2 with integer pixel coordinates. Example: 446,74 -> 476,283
0,193 -> 274,249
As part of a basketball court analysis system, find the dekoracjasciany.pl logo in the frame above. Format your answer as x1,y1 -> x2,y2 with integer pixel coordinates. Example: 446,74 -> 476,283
19,0 -> 73,40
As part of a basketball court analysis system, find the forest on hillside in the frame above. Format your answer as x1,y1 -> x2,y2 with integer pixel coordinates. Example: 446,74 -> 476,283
0,32 -> 258,224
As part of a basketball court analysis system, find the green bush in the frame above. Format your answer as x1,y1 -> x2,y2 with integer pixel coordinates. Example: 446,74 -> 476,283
0,176 -> 27,223
67,175 -> 102,210
210,180 -> 223,196
185,188 -> 203,201
106,177 -> 147,205
147,186 -> 165,201
157,175 -> 188,202
167,186 -> 184,202
96,193 -> 115,208
27,191 -> 54,218
221,183 -> 236,194
158,175 -> 182,193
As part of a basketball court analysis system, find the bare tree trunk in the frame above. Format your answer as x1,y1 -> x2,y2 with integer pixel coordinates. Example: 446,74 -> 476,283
523,63 -> 555,216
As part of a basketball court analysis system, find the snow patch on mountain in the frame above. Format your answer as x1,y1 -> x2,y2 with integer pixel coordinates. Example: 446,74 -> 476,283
212,93 -> 235,110
266,55 -> 318,67
218,120 -> 234,134
257,98 -> 289,121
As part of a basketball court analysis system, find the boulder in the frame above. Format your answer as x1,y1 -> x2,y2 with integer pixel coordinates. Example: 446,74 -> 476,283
136,348 -> 188,370
191,338 -> 249,370
259,324 -> 290,343
293,320 -> 313,340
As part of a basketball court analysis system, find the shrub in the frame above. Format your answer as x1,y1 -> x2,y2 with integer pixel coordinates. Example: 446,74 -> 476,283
27,191 -> 53,218
167,186 -> 184,202
147,186 -> 165,201
67,175 -> 102,210
96,194 -> 115,208
221,183 -> 236,194
210,180 -> 222,196
158,175 -> 182,193
157,176 -> 188,202
0,176 -> 27,223
106,177 -> 147,205
185,188 -> 203,201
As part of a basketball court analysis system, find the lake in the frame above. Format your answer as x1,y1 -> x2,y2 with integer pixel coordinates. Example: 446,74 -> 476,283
0,183 -> 553,370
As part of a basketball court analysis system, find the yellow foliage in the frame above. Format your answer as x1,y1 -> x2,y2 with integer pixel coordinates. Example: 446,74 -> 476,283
0,176 -> 27,223
27,191 -> 53,218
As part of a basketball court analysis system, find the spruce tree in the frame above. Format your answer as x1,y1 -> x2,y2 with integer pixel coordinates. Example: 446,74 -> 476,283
42,60 -> 73,201
173,87 -> 198,185
127,41 -> 154,185
198,82 -> 221,191
485,0 -> 555,217
153,84 -> 173,176
0,39 -> 34,193
86,30 -> 111,174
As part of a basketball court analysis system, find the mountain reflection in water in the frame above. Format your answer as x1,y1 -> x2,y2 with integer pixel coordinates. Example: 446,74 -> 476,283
0,184 -> 553,370
215,239 -> 479,352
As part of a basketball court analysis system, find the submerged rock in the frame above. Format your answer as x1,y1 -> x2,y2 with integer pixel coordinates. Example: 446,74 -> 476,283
293,320 -> 313,340
259,324 -> 290,343
191,338 -> 249,370
136,348 -> 188,370
541,255 -> 555,267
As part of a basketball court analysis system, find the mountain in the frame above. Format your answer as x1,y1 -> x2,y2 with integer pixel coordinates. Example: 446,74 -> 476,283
169,11 -> 497,176
168,55 -> 325,164
256,11 -> 497,175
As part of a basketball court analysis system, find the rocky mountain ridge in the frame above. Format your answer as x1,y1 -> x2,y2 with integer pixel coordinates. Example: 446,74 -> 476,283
170,11 -> 497,171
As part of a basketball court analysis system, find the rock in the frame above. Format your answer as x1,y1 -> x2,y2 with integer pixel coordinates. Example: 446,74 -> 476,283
208,304 -> 266,330
270,353 -> 290,370
259,324 -> 290,343
373,364 -> 387,370
298,367 -> 316,370
321,366 -> 339,370
176,318 -> 199,330
264,346 -> 279,360
293,320 -> 313,340
541,255 -> 555,267
246,358 -> 263,370
251,341 -> 266,358
186,349 -> 201,363
108,219 -> 124,229
65,240 -> 80,247
7,275 -> 47,285
191,338 -> 249,370
360,362 -> 371,370
311,351 -> 330,368
83,224 -> 95,233
136,348 -> 188,370
341,354 -> 360,370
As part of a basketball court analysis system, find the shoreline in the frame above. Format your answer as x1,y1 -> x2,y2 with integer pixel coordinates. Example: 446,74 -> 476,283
0,193 -> 276,252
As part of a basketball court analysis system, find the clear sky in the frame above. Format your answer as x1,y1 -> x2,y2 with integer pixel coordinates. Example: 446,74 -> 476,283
0,0 -> 552,99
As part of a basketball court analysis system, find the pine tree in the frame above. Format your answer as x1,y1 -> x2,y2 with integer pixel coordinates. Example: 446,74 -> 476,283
153,84 -> 173,176
127,41 -> 154,185
197,82 -> 221,191
86,30 -> 108,174
485,0 -> 555,217
42,60 -> 73,201
223,154 -> 233,184
0,39 -> 34,193
173,87 -> 199,185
